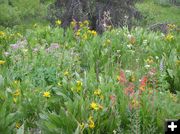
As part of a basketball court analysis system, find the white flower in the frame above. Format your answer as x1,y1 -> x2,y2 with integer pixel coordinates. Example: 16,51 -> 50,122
155,56 -> 159,60
125,70 -> 131,73
113,130 -> 117,134
127,44 -> 132,49
145,64 -> 150,68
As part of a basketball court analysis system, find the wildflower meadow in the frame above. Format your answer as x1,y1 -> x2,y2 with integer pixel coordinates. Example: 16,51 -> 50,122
0,19 -> 179,134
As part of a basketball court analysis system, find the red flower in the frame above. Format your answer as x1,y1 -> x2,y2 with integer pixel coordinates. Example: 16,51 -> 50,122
118,70 -> 127,85
110,95 -> 116,105
139,76 -> 148,91
124,82 -> 135,96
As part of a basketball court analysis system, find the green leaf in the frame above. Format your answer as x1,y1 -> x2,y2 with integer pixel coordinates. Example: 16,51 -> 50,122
167,69 -> 174,78
55,91 -> 68,99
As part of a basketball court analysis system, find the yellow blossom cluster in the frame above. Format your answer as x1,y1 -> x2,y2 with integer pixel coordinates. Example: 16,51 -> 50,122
94,89 -> 101,96
89,30 -> 97,36
165,34 -> 174,42
145,57 -> 154,64
167,24 -> 176,31
72,20 -> 97,40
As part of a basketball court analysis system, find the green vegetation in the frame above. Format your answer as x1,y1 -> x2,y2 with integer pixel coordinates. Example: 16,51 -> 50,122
136,0 -> 180,26
0,0 -> 180,133
0,0 -> 53,27
0,20 -> 180,133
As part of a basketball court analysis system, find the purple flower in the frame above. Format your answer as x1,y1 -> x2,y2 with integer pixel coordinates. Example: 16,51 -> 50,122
50,43 -> 59,49
10,44 -> 20,50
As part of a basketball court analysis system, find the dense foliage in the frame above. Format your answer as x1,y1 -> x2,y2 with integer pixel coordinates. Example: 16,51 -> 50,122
0,20 -> 179,133
0,0 -> 54,27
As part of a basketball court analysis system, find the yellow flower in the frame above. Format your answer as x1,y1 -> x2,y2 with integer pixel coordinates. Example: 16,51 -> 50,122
43,91 -> 51,98
176,60 -> 180,66
132,99 -> 139,108
88,115 -> 93,120
0,60 -> 5,65
77,80 -> 83,87
87,30 -> 92,34
13,97 -> 17,103
13,89 -> 20,97
76,80 -> 83,92
80,122 -> 85,129
91,30 -> 97,36
55,20 -> 61,25
58,82 -> 62,86
100,95 -> 104,100
0,31 -> 5,37
79,22 -> 84,27
167,24 -> 176,30
90,102 -> 99,110
165,34 -> 174,42
16,122 -> 21,129
17,33 -> 22,37
106,39 -> 111,44
130,75 -> 136,82
140,86 -> 145,91
145,58 -> 153,64
75,31 -> 80,36
88,116 -> 95,129
14,80 -> 20,85
82,34 -> 88,40
117,76 -> 120,81
71,20 -> 77,27
64,71 -> 69,76
83,20 -> 89,25
76,86 -> 82,92
94,89 -> 101,96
